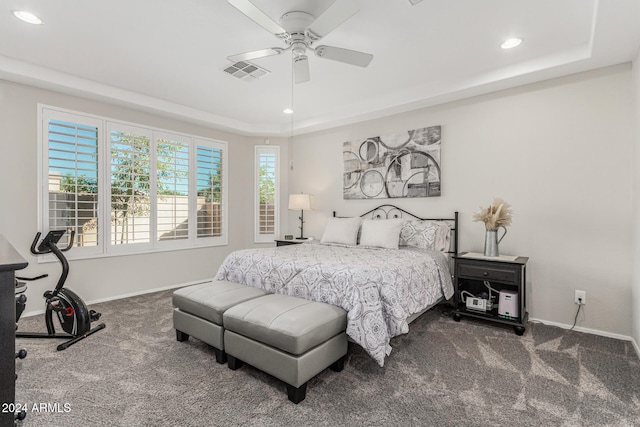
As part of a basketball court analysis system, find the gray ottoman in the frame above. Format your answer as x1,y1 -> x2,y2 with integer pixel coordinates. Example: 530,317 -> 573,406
172,280 -> 269,363
223,294 -> 348,403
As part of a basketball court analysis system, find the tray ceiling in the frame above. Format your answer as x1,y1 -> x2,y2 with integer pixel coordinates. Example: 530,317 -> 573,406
1,0 -> 639,136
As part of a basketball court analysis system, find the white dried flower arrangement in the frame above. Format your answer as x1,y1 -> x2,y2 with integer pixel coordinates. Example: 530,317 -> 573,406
473,197 -> 513,230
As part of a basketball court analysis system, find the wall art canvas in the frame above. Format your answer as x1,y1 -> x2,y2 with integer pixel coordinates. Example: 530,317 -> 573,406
343,125 -> 442,199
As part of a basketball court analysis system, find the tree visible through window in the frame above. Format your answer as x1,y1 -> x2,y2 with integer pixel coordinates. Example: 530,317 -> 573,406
156,138 -> 189,241
48,118 -> 100,249
255,146 -> 279,242
110,130 -> 152,245
197,145 -> 223,238
40,106 -> 228,258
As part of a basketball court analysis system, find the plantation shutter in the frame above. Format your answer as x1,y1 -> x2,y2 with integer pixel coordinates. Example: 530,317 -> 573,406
195,144 -> 224,239
41,106 -> 228,258
254,146 -> 279,243
109,126 -> 152,246
156,135 -> 190,241
46,118 -> 99,249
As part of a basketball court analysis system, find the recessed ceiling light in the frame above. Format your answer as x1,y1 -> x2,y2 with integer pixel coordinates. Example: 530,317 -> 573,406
12,10 -> 43,25
501,38 -> 522,49
283,108 -> 294,114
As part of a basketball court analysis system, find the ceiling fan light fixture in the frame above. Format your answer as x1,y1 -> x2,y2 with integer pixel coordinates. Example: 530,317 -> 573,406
227,0 -> 371,84
291,42 -> 307,56
12,10 -> 43,25
501,38 -> 523,49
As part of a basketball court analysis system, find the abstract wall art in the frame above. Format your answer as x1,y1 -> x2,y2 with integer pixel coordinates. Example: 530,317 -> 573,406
343,125 -> 442,199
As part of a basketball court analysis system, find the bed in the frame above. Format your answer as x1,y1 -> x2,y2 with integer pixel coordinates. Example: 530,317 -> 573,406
215,205 -> 458,366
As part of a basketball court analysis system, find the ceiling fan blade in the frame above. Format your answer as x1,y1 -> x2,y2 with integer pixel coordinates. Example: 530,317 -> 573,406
305,0 -> 359,41
314,45 -> 373,67
227,47 -> 284,63
293,56 -> 310,84
228,0 -> 288,39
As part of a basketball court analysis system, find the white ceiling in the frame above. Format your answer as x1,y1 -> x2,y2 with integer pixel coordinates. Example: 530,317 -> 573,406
1,0 -> 639,136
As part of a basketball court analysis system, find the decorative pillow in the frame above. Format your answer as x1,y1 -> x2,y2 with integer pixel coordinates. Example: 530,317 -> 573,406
320,217 -> 362,246
399,220 -> 451,252
358,219 -> 405,249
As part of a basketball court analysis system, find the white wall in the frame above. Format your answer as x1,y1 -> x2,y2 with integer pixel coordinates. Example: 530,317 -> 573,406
0,80 -> 288,314
288,64 -> 634,337
3,64 -> 634,338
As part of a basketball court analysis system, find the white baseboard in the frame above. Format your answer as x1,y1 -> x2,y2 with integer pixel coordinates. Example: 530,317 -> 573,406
20,277 -> 214,318
529,316 -> 639,357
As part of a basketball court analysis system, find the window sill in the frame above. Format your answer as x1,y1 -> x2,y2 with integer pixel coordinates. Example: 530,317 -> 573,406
36,241 -> 228,263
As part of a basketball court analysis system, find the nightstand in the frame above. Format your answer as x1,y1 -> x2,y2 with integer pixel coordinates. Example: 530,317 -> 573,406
452,252 -> 529,335
275,239 -> 307,247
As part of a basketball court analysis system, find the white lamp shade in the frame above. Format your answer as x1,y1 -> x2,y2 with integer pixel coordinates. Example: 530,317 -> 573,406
288,194 -> 312,210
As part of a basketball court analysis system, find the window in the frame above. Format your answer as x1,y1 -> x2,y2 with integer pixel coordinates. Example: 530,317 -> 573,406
108,125 -> 152,248
254,146 -> 279,243
196,142 -> 224,239
39,105 -> 227,259
43,110 -> 102,254
155,133 -> 190,243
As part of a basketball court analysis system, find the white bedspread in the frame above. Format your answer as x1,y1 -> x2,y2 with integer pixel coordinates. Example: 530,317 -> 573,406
215,242 -> 453,366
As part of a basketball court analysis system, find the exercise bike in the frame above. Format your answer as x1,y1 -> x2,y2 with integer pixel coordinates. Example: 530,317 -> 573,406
15,230 -> 105,351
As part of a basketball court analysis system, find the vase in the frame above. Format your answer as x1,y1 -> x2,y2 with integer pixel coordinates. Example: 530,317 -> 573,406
484,226 -> 507,257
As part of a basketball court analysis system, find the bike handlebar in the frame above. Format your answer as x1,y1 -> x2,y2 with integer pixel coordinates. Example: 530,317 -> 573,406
62,231 -> 74,251
29,230 -> 75,255
29,232 -> 41,254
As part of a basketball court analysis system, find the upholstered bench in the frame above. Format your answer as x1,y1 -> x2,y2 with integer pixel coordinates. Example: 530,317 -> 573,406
223,294 -> 348,404
172,280 -> 269,363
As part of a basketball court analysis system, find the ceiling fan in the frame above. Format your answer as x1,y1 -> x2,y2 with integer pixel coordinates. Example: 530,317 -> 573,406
227,0 -> 373,83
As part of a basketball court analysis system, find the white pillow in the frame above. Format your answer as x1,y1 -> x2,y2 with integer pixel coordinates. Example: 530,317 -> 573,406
320,217 -> 362,246
358,219 -> 405,249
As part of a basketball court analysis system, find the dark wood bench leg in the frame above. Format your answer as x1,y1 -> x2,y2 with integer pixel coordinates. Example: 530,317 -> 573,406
213,348 -> 227,364
329,355 -> 346,372
176,330 -> 189,342
286,383 -> 307,404
227,355 -> 244,370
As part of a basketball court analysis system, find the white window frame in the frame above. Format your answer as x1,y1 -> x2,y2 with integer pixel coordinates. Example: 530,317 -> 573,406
38,104 -> 228,261
254,145 -> 280,243
39,108 -> 105,258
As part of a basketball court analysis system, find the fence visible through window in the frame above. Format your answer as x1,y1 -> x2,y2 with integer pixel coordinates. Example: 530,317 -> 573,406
197,145 -> 223,238
254,146 -> 279,243
47,119 -> 99,248
42,106 -> 228,257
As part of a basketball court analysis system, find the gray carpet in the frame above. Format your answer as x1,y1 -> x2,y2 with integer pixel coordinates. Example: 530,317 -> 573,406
14,289 -> 640,427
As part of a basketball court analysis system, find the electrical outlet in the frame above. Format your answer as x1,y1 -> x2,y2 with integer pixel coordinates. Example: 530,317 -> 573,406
575,290 -> 586,305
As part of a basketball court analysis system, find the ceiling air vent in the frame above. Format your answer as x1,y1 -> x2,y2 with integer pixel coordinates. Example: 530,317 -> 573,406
222,61 -> 269,81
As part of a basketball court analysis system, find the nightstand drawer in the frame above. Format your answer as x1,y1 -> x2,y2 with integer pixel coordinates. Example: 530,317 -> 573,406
275,239 -> 305,247
458,263 -> 516,283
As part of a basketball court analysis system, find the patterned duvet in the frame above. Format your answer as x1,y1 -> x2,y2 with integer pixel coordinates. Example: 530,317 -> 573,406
215,242 -> 454,366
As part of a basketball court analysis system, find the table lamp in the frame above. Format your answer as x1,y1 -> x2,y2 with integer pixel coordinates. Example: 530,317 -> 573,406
288,194 -> 312,239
